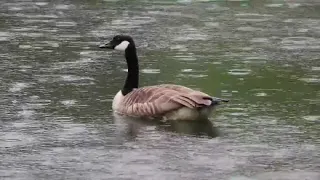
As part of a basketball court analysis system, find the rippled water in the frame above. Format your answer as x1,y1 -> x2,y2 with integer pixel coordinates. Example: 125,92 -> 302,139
1,0 -> 319,179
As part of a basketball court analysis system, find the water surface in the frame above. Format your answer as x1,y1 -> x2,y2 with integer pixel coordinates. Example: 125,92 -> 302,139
1,0 -> 319,179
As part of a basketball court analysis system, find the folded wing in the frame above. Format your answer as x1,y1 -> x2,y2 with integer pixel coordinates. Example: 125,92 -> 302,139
115,84 -> 213,117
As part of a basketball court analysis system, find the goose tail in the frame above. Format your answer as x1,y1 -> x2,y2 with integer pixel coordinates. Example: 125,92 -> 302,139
210,97 -> 229,106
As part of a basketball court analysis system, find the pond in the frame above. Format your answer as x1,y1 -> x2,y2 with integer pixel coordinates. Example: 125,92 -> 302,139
0,0 -> 319,179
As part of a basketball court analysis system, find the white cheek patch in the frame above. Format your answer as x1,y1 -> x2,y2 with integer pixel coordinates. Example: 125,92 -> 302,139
115,41 -> 130,51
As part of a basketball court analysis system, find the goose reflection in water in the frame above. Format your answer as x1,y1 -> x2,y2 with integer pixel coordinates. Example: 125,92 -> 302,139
113,113 -> 219,139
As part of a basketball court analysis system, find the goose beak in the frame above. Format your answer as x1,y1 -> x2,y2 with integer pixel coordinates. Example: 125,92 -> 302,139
99,42 -> 113,49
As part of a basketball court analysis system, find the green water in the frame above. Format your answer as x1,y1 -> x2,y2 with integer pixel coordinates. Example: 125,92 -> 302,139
0,0 -> 319,179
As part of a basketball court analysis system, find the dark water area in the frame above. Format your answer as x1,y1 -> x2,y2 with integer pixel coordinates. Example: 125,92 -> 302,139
0,0 -> 319,179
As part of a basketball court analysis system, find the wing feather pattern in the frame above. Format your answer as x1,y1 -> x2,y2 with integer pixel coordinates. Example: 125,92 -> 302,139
114,84 -> 213,117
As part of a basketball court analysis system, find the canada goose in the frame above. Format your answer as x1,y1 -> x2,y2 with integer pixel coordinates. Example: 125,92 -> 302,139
99,35 -> 229,121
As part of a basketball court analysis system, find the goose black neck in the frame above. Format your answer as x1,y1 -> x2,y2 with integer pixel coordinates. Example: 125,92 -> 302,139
122,47 -> 139,96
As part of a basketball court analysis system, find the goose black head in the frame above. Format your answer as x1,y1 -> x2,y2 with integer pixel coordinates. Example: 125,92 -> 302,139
99,35 -> 135,51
